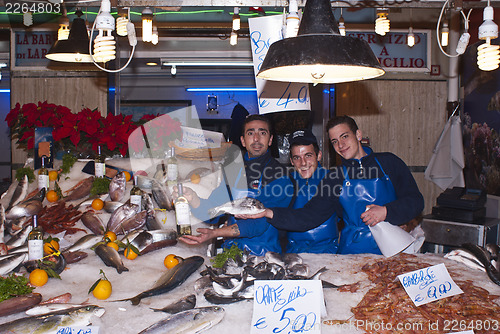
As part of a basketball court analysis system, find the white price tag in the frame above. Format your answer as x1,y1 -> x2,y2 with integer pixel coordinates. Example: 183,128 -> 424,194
397,263 -> 463,307
56,326 -> 99,334
251,280 -> 325,334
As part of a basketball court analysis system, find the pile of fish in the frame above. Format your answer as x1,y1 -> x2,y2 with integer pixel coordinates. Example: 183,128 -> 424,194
445,242 -> 500,286
197,251 -> 335,305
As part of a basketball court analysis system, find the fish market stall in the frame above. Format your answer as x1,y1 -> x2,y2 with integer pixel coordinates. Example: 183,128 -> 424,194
1,158 -> 500,333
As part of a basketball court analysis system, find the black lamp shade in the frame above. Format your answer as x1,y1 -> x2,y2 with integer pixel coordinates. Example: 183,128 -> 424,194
46,16 -> 92,63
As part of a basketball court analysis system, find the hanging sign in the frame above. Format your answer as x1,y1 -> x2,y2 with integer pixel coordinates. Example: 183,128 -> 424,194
397,263 -> 463,307
248,15 -> 311,115
11,29 -> 57,69
251,280 -> 325,333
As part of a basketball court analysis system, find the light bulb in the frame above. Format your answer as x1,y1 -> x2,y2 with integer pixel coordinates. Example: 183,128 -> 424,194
230,30 -> 238,46
232,7 -> 240,31
116,16 -> 129,37
152,25 -> 159,45
478,38 -> 500,71
93,0 -> 116,63
375,10 -> 390,36
407,27 -> 415,47
142,7 -> 153,43
23,12 -> 33,27
441,22 -> 449,47
171,65 -> 177,76
311,65 -> 325,81
338,16 -> 346,36
58,12 -> 70,40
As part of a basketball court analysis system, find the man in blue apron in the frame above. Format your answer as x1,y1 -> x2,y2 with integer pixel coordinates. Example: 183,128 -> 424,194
286,129 -> 339,254
237,116 -> 424,255
177,115 -> 292,256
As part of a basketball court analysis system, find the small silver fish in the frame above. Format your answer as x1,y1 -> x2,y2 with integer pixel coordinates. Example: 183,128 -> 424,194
5,200 -> 43,220
138,306 -> 225,334
62,234 -> 103,253
151,180 -> 173,210
81,211 -> 105,235
0,253 -> 27,276
95,243 -> 129,274
6,224 -> 32,249
7,175 -> 28,210
0,204 -> 6,255
25,303 -> 84,316
109,209 -> 147,235
208,197 -> 265,218
109,172 -> 127,202
104,201 -> 124,213
107,203 -> 139,233
151,294 -> 196,314
445,249 -> 486,272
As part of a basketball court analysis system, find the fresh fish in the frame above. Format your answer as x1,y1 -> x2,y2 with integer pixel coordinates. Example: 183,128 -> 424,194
213,271 -> 251,297
63,176 -> 94,202
194,276 -> 213,294
282,253 -> 303,268
138,306 -> 224,334
5,216 -> 30,236
204,288 -> 249,304
21,187 -> 46,204
143,193 -> 163,230
0,203 -> 7,255
0,293 -> 42,317
26,303 -> 85,316
62,234 -> 102,253
265,251 -> 285,267
106,203 -> 139,234
108,210 -> 148,235
6,224 -> 32,249
104,201 -> 124,213
151,294 -> 196,314
0,253 -> 27,276
63,250 -> 89,264
109,172 -> 126,202
208,197 -> 265,218
0,305 -> 105,333
7,243 -> 28,254
81,211 -> 105,235
116,255 -> 204,305
486,243 -> 500,271
458,243 -> 500,286
40,293 -> 72,305
7,175 -> 28,210
127,229 -> 177,255
151,180 -> 173,210
287,263 -> 309,277
445,248 -> 486,272
94,243 -> 129,274
5,200 -> 43,220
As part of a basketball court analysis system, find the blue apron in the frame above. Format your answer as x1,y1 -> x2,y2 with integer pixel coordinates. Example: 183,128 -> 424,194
338,158 -> 396,254
222,159 -> 281,256
287,169 -> 339,254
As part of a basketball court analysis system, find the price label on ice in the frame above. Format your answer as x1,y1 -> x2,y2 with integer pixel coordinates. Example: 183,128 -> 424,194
251,280 -> 325,334
397,263 -> 463,307
56,326 -> 99,334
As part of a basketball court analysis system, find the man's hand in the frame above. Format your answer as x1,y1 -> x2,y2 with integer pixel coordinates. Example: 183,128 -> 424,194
172,185 -> 201,208
235,208 -> 273,220
178,224 -> 241,245
361,204 -> 387,227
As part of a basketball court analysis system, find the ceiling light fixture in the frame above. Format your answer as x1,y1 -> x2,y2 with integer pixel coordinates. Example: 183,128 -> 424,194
232,7 -> 240,31
116,7 -> 129,37
441,21 -> 449,47
152,25 -> 159,45
256,0 -> 384,84
46,10 -> 92,63
92,0 -> 115,63
58,7 -> 70,40
477,2 -> 500,71
23,12 -> 33,27
407,27 -> 415,47
171,65 -> 177,76
375,8 -> 390,36
230,30 -> 238,46
283,0 -> 300,38
338,8 -> 346,37
142,7 -> 154,43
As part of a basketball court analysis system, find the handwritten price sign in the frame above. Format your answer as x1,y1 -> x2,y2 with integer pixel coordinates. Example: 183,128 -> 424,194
251,280 -> 325,334
56,326 -> 99,334
397,263 -> 463,307
248,15 -> 311,115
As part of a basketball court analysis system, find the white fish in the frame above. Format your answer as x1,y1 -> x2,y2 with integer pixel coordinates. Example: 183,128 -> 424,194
208,197 -> 265,218
444,249 -> 486,272
62,234 -> 102,253
109,172 -> 127,202
0,204 -> 6,255
25,303 -> 86,316
0,253 -> 27,276
7,175 -> 28,210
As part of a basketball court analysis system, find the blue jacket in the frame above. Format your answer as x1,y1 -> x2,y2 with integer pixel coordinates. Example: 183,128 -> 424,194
268,147 -> 424,233
191,150 -> 292,255
286,165 -> 339,254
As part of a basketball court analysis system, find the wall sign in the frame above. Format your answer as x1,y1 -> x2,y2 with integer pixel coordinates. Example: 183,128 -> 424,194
11,29 -> 57,69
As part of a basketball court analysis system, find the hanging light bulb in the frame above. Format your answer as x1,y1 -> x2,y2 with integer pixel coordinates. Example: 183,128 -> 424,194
338,8 -> 346,37
232,7 -> 240,31
440,21 -> 449,47
93,0 -> 116,63
23,12 -> 33,27
151,25 -> 159,45
283,0 -> 300,38
58,10 -> 70,40
230,30 -> 238,46
375,9 -> 390,36
477,5 -> 500,71
407,27 -> 415,47
142,7 -> 153,43
171,65 -> 177,76
116,7 -> 129,37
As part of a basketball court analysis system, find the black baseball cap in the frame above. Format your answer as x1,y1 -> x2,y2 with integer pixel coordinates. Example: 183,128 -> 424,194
288,129 -> 318,146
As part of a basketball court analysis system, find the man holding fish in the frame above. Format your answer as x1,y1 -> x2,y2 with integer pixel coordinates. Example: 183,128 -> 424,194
174,115 -> 292,256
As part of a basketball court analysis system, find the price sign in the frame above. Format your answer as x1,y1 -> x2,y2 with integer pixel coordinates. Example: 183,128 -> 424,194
251,280 -> 325,334
248,15 -> 311,115
397,263 -> 463,307
56,326 -> 99,334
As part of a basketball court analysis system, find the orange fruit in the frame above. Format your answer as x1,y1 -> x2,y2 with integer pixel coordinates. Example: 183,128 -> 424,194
43,239 -> 59,255
124,247 -> 139,260
48,170 -> 58,182
190,173 -> 201,184
123,171 -> 131,182
106,241 -> 119,251
92,279 -> 112,300
164,254 -> 180,269
104,231 -> 117,242
91,198 -> 104,211
46,190 -> 59,202
29,269 -> 49,287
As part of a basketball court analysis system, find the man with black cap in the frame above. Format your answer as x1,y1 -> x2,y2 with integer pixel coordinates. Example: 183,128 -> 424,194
286,129 -> 339,253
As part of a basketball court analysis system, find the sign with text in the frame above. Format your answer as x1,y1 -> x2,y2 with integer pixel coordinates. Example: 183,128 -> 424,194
251,280 -> 325,334
177,126 -> 224,148
248,15 -> 311,115
12,30 -> 57,68
56,325 -> 99,334
397,263 -> 463,307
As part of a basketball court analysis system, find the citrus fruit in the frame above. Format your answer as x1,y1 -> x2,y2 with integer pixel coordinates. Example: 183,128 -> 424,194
91,198 -> 104,211
124,247 -> 139,260
123,171 -> 131,182
164,254 -> 180,269
43,239 -> 59,255
48,170 -> 58,182
46,190 -> 59,202
104,231 -> 117,242
29,269 -> 49,287
92,279 -> 112,300
106,241 -> 119,251
190,173 -> 201,184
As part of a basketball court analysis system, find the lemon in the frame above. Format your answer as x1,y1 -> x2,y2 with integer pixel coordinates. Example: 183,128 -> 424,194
92,279 -> 112,300
29,269 -> 48,287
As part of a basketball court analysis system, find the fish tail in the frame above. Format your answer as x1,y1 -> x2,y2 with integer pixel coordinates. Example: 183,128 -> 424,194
130,296 -> 142,305
117,265 -> 129,274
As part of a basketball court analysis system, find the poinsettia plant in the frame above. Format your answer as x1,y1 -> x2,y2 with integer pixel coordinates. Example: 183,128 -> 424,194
6,101 -> 182,158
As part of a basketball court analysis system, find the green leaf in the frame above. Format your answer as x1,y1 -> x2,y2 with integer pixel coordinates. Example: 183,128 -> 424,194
88,278 -> 101,294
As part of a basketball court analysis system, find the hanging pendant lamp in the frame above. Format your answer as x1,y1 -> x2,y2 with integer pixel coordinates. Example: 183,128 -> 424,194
46,10 -> 92,63
257,0 -> 385,84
